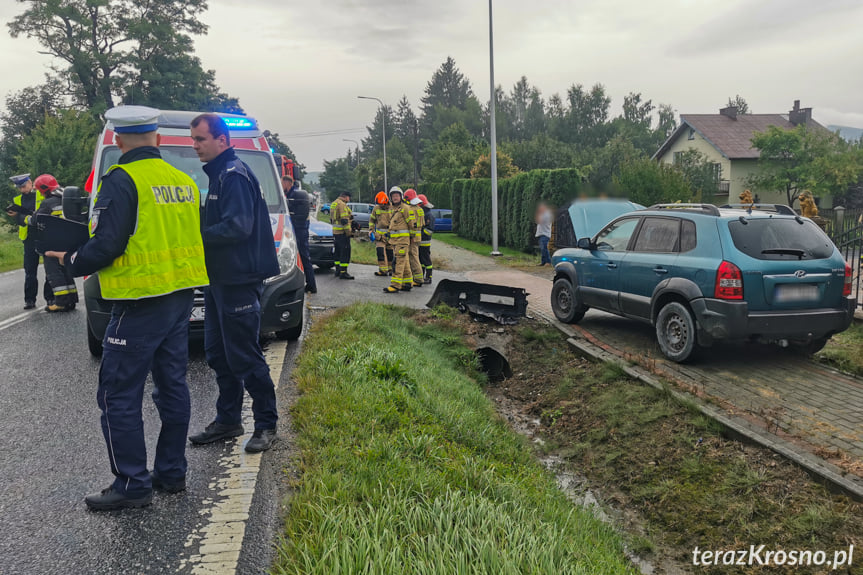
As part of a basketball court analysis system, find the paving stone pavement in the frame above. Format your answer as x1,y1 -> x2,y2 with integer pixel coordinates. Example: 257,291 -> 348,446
465,266 -> 863,477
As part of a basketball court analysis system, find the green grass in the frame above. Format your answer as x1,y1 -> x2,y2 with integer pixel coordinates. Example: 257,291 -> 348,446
0,230 -> 22,273
433,233 -> 537,267
273,304 -> 637,575
817,321 -> 863,377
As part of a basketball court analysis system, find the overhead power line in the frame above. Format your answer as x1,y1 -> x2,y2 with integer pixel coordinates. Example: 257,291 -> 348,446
282,127 -> 368,138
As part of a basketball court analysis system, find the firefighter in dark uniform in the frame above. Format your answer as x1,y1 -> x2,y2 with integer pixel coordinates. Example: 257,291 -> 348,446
187,113 -> 281,453
46,106 -> 209,510
418,194 -> 435,284
330,190 -> 355,279
7,173 -> 51,309
283,174 -> 316,293
26,174 -> 79,312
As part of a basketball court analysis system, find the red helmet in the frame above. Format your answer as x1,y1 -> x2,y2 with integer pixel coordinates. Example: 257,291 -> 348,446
418,194 -> 434,208
404,188 -> 420,205
34,174 -> 59,194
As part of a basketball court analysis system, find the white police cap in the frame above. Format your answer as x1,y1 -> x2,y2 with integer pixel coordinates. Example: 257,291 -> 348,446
106,105 -> 160,134
9,173 -> 31,186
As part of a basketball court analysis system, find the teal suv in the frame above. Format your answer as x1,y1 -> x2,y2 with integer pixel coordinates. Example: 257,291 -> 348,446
551,203 -> 856,362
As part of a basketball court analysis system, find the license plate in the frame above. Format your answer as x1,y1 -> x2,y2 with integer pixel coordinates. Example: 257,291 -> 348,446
190,306 -> 206,322
774,284 -> 818,303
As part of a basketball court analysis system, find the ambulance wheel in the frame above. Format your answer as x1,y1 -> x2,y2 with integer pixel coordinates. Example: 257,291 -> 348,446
87,317 -> 103,357
275,323 -> 303,340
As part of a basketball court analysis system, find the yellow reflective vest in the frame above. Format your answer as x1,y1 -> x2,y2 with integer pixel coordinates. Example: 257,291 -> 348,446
94,158 -> 209,300
13,193 -> 42,240
331,198 -> 353,236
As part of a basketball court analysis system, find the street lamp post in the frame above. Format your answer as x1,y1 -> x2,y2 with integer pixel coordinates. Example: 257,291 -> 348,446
488,0 -> 501,256
343,138 -> 360,201
357,96 -> 387,195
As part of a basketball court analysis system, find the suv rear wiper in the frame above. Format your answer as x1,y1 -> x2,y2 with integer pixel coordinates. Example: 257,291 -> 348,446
762,248 -> 805,259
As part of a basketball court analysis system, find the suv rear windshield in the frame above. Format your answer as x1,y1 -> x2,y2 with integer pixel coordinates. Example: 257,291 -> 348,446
100,146 -> 283,213
727,218 -> 833,260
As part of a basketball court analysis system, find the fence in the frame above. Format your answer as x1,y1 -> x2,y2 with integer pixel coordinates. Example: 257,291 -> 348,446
824,207 -> 863,308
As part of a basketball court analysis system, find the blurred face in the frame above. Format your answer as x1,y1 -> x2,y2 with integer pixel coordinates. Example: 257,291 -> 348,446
18,181 -> 33,194
390,193 -> 401,205
191,122 -> 228,163
282,177 -> 294,191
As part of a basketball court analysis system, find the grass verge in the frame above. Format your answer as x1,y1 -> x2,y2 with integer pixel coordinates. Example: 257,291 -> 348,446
817,321 -> 863,377
0,230 -> 22,273
433,233 -> 537,267
497,320 -> 863,572
273,303 -> 637,574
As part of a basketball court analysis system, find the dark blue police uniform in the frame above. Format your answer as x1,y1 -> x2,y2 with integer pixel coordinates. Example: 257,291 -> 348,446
286,184 -> 316,292
12,190 -> 52,306
201,147 -> 280,432
66,146 -> 195,499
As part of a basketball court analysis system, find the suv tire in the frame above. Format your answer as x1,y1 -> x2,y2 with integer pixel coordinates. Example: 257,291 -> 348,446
551,278 -> 587,324
791,337 -> 829,356
87,317 -> 103,357
656,301 -> 697,363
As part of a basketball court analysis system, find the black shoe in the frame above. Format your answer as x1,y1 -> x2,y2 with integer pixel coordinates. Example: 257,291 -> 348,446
150,472 -> 186,494
334,268 -> 341,277
339,273 -> 355,280
85,486 -> 152,511
245,428 -> 277,453
402,286 -> 412,292
23,301 -> 35,310
189,421 -> 245,445
424,277 -> 432,284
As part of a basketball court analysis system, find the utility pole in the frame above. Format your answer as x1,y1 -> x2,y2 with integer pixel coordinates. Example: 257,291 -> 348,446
358,96 -> 387,195
488,0 -> 501,255
412,118 -> 419,189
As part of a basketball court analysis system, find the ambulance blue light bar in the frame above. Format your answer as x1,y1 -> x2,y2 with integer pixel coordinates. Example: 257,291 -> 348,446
222,117 -> 256,129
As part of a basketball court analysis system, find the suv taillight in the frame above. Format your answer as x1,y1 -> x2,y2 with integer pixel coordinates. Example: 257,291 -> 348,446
844,261 -> 852,297
715,261 -> 743,300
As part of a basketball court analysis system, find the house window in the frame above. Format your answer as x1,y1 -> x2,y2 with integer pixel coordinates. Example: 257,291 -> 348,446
688,128 -> 695,140
673,151 -> 683,165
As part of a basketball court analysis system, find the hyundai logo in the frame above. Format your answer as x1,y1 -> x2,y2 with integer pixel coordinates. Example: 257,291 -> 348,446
794,270 -> 807,278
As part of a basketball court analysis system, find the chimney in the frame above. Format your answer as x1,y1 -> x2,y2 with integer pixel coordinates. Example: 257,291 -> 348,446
720,105 -> 738,120
789,100 -> 812,126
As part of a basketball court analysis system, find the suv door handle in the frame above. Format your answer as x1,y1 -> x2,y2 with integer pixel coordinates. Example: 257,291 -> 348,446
653,267 -> 668,274
607,262 -> 618,269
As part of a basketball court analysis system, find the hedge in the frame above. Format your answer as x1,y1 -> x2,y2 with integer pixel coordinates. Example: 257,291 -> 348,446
451,168 -> 585,252
396,182 -> 453,209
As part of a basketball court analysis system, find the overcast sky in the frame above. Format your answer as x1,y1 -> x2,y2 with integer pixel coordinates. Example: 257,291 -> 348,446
1,0 -> 862,172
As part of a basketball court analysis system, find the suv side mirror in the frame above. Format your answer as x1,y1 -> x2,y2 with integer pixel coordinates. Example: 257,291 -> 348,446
577,237 -> 593,250
62,186 -> 89,223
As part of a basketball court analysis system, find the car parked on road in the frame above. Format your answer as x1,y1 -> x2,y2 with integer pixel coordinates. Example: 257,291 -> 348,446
84,110 -> 305,356
346,202 -> 374,229
551,202 -> 856,362
308,217 -> 335,269
427,208 -> 453,232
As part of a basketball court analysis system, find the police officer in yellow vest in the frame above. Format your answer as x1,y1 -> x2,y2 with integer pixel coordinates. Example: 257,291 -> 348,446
46,106 -> 209,511
6,173 -> 51,309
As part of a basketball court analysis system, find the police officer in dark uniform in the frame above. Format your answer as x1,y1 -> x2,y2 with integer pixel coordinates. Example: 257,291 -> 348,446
7,173 -> 51,309
282,174 -> 316,293
187,113 -> 281,453
47,106 -> 209,510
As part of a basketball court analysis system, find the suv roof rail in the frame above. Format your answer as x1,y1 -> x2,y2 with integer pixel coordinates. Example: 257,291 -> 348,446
718,203 -> 797,216
647,203 -> 720,216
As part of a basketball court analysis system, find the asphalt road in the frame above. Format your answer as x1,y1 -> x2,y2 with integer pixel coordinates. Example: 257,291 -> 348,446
0,268 -> 299,575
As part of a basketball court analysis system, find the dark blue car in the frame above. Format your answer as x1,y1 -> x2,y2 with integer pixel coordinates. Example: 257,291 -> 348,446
551,201 -> 855,362
427,208 -> 452,232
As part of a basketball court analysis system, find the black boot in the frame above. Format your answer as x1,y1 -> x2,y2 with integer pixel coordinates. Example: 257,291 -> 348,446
85,486 -> 152,511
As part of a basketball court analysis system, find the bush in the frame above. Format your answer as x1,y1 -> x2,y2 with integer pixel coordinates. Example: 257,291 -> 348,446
614,158 -> 691,206
452,167 -> 586,252
396,182 -> 453,209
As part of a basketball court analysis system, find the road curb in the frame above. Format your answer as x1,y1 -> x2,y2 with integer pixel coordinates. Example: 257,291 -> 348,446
530,309 -> 863,502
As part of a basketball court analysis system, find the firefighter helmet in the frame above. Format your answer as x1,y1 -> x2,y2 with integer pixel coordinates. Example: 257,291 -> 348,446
34,174 -> 59,194
418,194 -> 434,208
375,191 -> 388,204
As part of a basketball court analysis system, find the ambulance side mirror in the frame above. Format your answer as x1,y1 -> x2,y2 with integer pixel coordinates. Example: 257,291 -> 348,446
62,186 -> 89,223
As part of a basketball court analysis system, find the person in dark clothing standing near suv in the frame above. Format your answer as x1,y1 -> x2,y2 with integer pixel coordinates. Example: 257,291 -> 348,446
282,174 -> 316,293
188,113 -> 281,454
7,173 -> 51,309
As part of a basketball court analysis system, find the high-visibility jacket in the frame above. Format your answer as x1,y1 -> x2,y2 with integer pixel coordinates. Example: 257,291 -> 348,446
370,204 -> 391,242
13,192 -> 42,240
406,204 -> 423,243
330,198 -> 352,236
94,158 -> 209,300
387,204 -> 412,246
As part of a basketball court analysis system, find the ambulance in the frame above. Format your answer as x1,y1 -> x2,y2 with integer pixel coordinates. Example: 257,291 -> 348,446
83,110 -> 305,356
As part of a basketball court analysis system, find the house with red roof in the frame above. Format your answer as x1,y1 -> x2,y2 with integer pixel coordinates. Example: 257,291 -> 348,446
652,101 -> 829,207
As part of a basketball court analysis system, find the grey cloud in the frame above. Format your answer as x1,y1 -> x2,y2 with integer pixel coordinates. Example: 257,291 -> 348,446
671,0 -> 863,56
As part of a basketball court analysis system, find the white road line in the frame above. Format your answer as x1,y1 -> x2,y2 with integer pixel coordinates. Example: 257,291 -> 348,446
0,311 -> 37,332
179,340 -> 289,575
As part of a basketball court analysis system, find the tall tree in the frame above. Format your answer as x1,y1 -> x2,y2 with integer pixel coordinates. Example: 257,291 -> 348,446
319,156 -> 354,200
360,104 -> 396,161
562,83 -> 611,149
8,0 -> 238,112
726,95 -> 750,114
0,84 -> 62,180
419,57 -> 482,140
